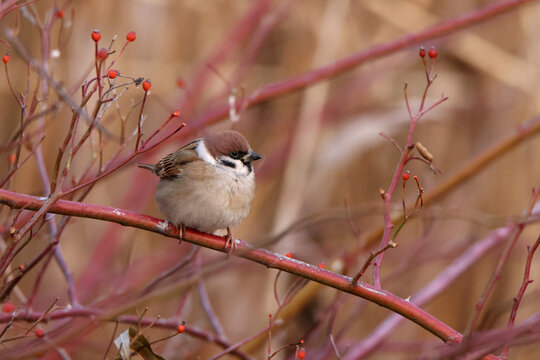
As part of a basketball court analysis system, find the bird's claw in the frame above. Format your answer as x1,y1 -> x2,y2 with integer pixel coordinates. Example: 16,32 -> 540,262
224,227 -> 235,254
178,224 -> 186,244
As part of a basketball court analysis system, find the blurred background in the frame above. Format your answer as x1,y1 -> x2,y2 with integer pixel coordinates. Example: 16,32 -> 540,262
1,0 -> 540,359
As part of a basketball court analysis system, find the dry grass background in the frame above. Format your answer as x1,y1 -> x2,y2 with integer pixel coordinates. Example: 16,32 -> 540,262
1,0 -> 540,359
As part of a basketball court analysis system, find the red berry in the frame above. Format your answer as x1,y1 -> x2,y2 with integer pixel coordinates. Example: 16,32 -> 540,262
177,324 -> 185,333
18,263 -> 25,271
176,77 -> 186,89
35,328 -> 44,338
97,48 -> 108,60
7,153 -> 16,164
318,263 -> 325,269
172,110 -> 180,117
142,79 -> 152,92
428,47 -> 437,59
107,69 -> 118,79
285,252 -> 294,259
297,348 -> 306,359
56,9 -> 64,18
402,172 -> 410,181
126,31 -> 136,42
3,54 -> 10,64
2,302 -> 15,313
418,47 -> 426,58
91,30 -> 101,42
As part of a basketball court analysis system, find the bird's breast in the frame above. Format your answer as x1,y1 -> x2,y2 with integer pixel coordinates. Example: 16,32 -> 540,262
155,162 -> 256,233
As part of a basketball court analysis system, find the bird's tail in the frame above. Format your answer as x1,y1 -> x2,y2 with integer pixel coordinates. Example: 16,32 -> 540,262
138,163 -> 157,174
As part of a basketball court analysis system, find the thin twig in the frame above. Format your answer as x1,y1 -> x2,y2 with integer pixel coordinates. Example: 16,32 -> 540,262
465,188 -> 540,335
352,242 -> 397,285
195,253 -> 227,341
502,233 -> 540,357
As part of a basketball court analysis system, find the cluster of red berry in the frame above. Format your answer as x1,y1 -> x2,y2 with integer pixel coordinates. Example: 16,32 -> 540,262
418,46 -> 438,59
90,30 -> 152,92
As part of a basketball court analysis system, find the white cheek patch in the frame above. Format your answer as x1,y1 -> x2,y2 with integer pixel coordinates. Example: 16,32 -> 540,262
217,155 -> 252,176
196,141 -> 217,165
231,159 -> 251,176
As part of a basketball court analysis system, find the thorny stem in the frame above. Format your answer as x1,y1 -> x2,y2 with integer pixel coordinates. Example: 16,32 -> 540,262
135,90 -> 149,151
0,111 -> 181,305
189,0 -> 531,132
268,339 -> 304,359
50,91 -> 93,194
195,253 -> 227,341
465,188 -> 540,335
1,20 -> 179,306
358,113 -> 540,259
379,132 -> 403,154
403,83 -> 413,121
0,1 -> 36,18
70,98 -> 104,158
64,121 -> 185,197
0,307 -> 251,359
107,38 -> 129,71
23,9 -> 80,309
502,233 -> 540,358
130,314 -> 162,349
371,60 -> 447,290
413,175 -> 424,208
418,66 -> 435,116
103,320 -> 120,360
343,216 -> 535,359
1,24 -> 93,124
0,197 -> 58,282
209,315 -> 280,360
94,41 -> 103,99
0,189 -> 463,346
0,0 -> 532,356
3,60 -> 23,107
352,242 -> 397,285
25,297 -> 60,335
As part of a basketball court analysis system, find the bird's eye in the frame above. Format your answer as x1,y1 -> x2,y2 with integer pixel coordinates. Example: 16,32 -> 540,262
230,151 -> 241,159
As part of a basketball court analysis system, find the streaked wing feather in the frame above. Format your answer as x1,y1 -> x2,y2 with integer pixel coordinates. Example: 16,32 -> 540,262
156,141 -> 200,179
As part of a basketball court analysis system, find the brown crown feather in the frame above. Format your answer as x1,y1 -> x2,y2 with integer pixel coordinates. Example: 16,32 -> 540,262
204,130 -> 251,158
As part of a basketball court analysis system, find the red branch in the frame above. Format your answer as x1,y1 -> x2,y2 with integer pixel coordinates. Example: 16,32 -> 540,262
0,307 -> 250,360
344,222 -> 527,359
465,189 -> 540,335
192,0 -> 534,129
502,233 -> 540,357
0,188 -> 462,344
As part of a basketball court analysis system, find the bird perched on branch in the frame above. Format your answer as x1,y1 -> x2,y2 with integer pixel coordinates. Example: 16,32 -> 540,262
138,130 -> 261,251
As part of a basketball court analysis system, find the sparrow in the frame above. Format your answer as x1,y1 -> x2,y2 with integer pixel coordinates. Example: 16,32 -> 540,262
138,130 -> 261,251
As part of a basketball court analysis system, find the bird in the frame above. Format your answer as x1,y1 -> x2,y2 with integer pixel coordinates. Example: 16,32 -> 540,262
138,130 -> 261,251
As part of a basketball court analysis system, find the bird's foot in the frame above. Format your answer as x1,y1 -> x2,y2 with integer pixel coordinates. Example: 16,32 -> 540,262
224,227 -> 236,254
178,223 -> 186,244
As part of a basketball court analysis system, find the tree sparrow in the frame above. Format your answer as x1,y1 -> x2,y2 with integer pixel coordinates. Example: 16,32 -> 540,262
138,130 -> 261,250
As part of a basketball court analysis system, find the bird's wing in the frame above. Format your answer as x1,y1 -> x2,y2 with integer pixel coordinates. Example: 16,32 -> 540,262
154,141 -> 200,179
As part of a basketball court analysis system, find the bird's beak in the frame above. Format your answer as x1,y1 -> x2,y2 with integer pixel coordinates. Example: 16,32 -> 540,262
244,151 -> 261,162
